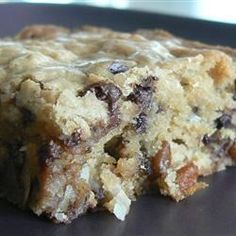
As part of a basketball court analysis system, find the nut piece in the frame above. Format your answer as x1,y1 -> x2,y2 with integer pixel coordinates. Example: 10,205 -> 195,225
17,25 -> 69,39
228,141 -> 236,160
176,163 -> 199,196
151,141 -> 171,178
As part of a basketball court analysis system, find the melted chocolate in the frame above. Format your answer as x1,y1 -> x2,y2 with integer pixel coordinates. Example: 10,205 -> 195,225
127,76 -> 156,110
134,112 -> 147,134
108,62 -> 129,74
63,131 -> 81,147
38,140 -> 62,167
215,114 -> 232,129
202,131 -> 234,158
83,82 -> 122,113
127,76 -> 157,133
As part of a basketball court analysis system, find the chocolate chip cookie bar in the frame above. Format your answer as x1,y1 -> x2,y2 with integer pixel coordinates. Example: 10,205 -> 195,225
0,25 -> 235,223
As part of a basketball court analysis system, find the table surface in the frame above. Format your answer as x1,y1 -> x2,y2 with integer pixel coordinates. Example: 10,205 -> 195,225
0,4 -> 236,236
0,0 -> 236,24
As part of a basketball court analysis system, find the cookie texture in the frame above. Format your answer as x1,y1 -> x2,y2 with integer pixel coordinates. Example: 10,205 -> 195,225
0,25 -> 235,223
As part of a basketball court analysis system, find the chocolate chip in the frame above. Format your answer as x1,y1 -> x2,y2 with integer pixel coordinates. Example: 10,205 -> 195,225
108,62 -> 129,74
215,113 -> 232,129
139,144 -> 152,174
63,131 -> 81,147
88,83 -> 122,113
218,138 -> 232,156
127,76 -> 155,110
38,140 -> 62,167
95,188 -> 105,200
134,112 -> 147,133
202,131 -> 221,146
104,135 -> 124,159
78,83 -> 122,146
156,104 -> 164,114
202,131 -> 234,158
139,158 -> 152,175
173,138 -> 186,145
202,134 -> 210,145
192,106 -> 199,114
127,84 -> 152,109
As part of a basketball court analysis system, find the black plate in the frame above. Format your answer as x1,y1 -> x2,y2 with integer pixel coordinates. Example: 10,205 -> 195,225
0,4 -> 236,236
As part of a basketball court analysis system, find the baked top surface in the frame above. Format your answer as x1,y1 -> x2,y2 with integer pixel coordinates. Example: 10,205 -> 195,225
0,25 -> 234,139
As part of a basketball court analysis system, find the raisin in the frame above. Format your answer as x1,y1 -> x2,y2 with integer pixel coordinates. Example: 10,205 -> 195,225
134,112 -> 147,133
108,62 -> 129,74
215,113 -> 232,129
176,163 -> 199,195
38,140 -> 62,167
127,77 -> 154,110
63,131 -> 81,147
87,83 -> 122,113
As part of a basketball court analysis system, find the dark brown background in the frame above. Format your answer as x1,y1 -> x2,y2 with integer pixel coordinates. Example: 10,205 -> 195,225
0,4 -> 236,236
